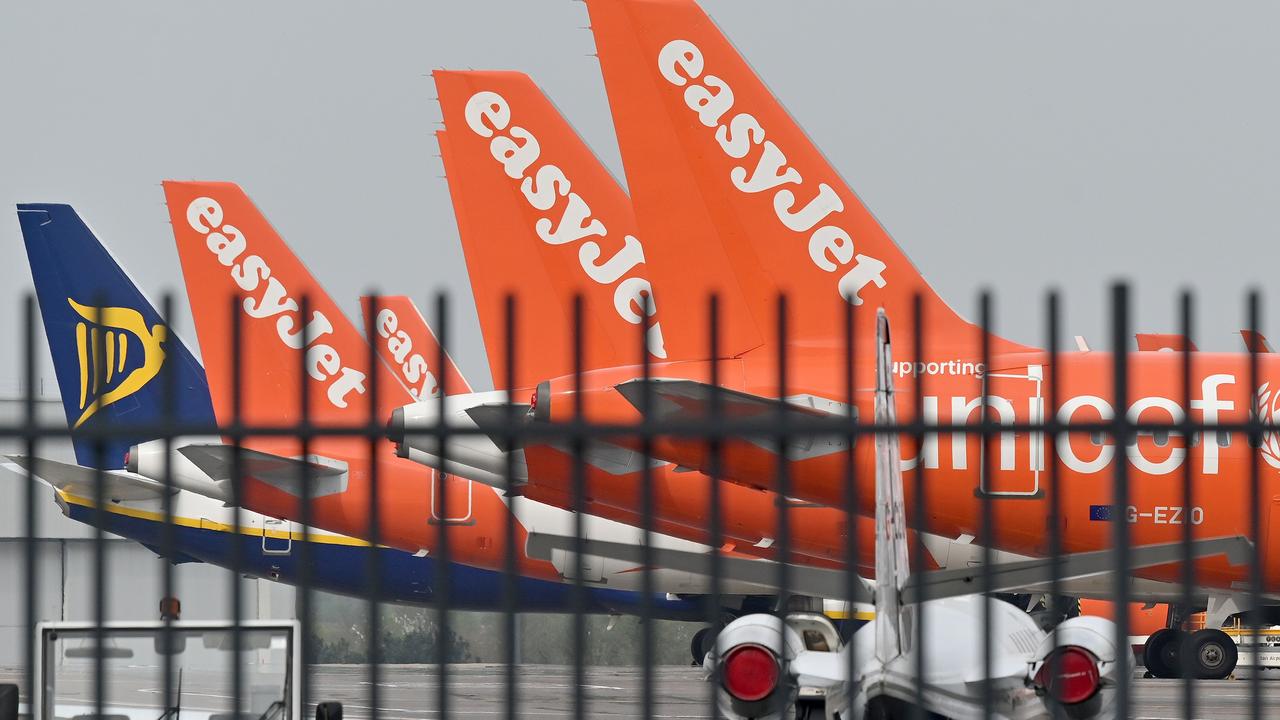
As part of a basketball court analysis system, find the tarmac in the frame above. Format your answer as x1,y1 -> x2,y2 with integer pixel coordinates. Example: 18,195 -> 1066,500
5,663 -> 1280,719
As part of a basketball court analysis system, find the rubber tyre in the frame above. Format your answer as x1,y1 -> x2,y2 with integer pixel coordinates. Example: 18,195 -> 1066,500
690,627 -> 712,665
1142,628 -> 1185,679
1190,628 -> 1237,680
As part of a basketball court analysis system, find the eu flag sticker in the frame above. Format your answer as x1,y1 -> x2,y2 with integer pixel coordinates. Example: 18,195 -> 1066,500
1089,505 -> 1113,521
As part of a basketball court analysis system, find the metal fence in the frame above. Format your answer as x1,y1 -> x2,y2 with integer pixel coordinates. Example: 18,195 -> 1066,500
3,286 -> 1276,720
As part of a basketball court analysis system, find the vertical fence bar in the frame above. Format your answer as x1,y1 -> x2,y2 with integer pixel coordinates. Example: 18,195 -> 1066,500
160,295 -> 177,720
503,294 -> 519,720
705,294 -> 724,719
570,294 -> 586,720
978,292 -> 992,720
90,300 -> 106,720
22,296 -> 37,716
1110,283 -> 1131,720
638,285 -> 654,720
910,294 -> 926,720
773,294 -> 792,700
1178,291 -> 1195,717
433,293 -> 451,720
843,297 -> 859,701
229,295 -> 244,720
365,293 -> 382,720
1247,290 -> 1262,720
298,295 -> 314,720
1045,292 -> 1064,708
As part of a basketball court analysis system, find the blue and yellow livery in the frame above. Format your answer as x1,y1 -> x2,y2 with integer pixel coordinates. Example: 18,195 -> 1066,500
17,203 -> 215,468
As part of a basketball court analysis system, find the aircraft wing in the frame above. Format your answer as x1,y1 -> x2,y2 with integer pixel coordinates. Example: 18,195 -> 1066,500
527,529 -> 1251,606
903,536 -> 1253,603
3,455 -> 173,501
614,378 -> 853,461
176,444 -> 349,498
526,532 -> 873,604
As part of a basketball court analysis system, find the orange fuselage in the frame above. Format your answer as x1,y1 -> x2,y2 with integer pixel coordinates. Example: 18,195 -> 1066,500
533,347 -> 1276,593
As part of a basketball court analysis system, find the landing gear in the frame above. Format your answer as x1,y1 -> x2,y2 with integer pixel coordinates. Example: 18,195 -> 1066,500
1142,626 -> 1238,679
1142,628 -> 1187,678
690,627 -> 715,665
1189,629 -> 1237,680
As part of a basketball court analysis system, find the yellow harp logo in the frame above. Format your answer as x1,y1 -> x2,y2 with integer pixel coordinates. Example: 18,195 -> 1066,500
69,298 -> 168,428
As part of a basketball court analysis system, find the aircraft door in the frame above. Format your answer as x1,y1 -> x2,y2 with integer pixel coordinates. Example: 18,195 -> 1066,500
430,471 -> 475,525
977,365 -> 1044,498
262,516 -> 294,555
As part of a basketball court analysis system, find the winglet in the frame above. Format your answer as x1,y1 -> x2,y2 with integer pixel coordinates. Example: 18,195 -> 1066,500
874,308 -> 910,662
1241,330 -> 1273,354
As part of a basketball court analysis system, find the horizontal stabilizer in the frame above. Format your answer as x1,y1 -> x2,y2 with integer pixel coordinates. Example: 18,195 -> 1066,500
527,531 -> 871,603
615,378 -> 853,460
464,402 -> 666,475
903,536 -> 1252,603
4,455 -> 172,501
463,403 -> 531,453
176,445 -> 348,499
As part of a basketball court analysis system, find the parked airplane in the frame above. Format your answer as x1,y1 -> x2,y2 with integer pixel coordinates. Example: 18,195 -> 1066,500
390,0 -> 1264,679
9,202 -> 702,617
152,181 -> 799,616
706,313 -> 1125,720
428,70 -> 868,570
418,70 -> 1204,613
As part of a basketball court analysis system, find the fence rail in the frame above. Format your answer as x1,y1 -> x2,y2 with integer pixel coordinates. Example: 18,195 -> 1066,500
4,286 -> 1276,720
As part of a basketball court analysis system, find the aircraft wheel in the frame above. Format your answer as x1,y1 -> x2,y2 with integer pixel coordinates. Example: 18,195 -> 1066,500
1142,628 -> 1186,679
1190,629 -> 1237,680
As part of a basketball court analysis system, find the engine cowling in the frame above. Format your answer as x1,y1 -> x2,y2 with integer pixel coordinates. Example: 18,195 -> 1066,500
706,613 -> 846,720
126,437 -> 230,502
1031,615 -> 1126,718
706,614 -> 796,720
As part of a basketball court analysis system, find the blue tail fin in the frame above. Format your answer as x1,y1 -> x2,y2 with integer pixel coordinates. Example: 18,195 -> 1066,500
16,203 -> 216,469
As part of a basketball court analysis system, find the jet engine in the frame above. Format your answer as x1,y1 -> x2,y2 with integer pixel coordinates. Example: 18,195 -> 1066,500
1030,615 -> 1126,719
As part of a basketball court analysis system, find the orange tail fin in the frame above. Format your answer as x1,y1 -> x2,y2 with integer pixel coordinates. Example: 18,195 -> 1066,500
163,181 -> 410,429
585,0 -> 1029,355
359,294 -> 473,398
435,70 -> 705,389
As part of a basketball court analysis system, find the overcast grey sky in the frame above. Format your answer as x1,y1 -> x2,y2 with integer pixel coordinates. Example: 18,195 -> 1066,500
2,1 -> 1277,391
